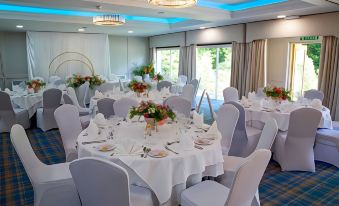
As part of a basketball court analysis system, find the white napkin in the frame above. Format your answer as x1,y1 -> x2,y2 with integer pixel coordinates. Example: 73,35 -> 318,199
193,111 -> 204,128
94,90 -> 104,99
58,84 -> 66,91
115,139 -> 143,154
252,99 -> 262,110
248,92 -> 257,101
86,120 -> 99,138
310,99 -> 323,110
206,121 -> 222,139
94,113 -> 106,125
240,96 -> 250,107
4,88 -> 11,94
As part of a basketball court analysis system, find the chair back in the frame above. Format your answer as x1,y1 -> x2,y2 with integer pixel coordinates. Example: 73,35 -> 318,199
49,76 -> 61,84
119,79 -> 124,91
97,98 -> 115,119
181,84 -> 194,103
178,75 -> 187,85
98,83 -> 114,93
256,118 -> 278,150
165,96 -> 191,117
54,79 -> 65,86
43,88 -> 62,109
216,104 -> 239,155
0,91 -> 14,111
113,97 -> 139,118
10,124 -> 45,184
304,89 -> 324,101
69,157 -> 130,206
196,89 -> 206,113
67,87 -> 82,108
226,149 -> 271,206
157,80 -> 172,91
225,101 -> 248,156
190,78 -> 200,98
63,93 -> 74,105
54,105 -> 82,155
223,87 -> 239,103
78,81 -> 89,107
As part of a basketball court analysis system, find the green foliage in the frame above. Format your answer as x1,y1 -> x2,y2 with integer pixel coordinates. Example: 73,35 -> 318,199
197,47 -> 232,70
306,43 -> 321,75
132,64 -> 155,77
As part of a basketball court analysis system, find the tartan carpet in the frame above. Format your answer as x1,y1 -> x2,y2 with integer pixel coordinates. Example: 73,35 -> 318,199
1,129 -> 338,206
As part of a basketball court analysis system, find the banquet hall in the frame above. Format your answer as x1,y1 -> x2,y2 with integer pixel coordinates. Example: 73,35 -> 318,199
0,0 -> 339,206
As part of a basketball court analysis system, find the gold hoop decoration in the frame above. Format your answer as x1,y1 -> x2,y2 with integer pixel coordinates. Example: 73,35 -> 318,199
48,52 -> 95,76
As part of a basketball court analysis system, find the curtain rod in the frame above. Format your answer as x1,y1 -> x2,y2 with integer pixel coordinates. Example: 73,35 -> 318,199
197,42 -> 232,46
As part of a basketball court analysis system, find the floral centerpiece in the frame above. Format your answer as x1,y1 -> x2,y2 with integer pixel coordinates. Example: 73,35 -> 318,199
264,86 -> 291,101
153,73 -> 164,82
132,64 -> 155,80
26,79 -> 46,93
66,74 -> 105,89
129,101 -> 176,130
128,80 -> 151,97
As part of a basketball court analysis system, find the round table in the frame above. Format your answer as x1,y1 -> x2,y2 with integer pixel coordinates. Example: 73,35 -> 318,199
77,120 -> 223,205
11,92 -> 43,118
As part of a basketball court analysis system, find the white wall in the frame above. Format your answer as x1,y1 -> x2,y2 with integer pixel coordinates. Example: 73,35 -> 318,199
149,32 -> 185,48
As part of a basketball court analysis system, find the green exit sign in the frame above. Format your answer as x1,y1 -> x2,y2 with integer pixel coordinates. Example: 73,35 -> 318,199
300,36 -> 319,41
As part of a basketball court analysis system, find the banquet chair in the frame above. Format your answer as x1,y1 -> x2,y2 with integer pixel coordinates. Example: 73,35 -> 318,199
54,104 -> 83,162
119,79 -> 125,92
63,93 -> 91,129
0,91 -> 30,133
181,84 -> 194,104
157,80 -> 172,91
206,92 -> 217,122
10,124 -> 81,206
190,78 -> 200,109
273,108 -> 322,172
216,104 -> 239,155
78,81 -> 90,108
165,96 -> 191,118
181,149 -> 271,206
196,89 -> 206,113
48,75 -> 61,84
304,89 -> 324,101
69,157 -> 154,206
97,83 -> 115,93
36,88 -> 62,132
54,79 -> 65,86
225,101 -> 262,157
223,87 -> 239,103
314,129 -> 339,167
178,75 -> 188,85
113,97 -> 139,118
97,98 -> 115,119
67,87 -> 92,116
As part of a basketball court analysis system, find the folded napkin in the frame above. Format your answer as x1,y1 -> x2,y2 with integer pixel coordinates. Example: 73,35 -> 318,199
94,113 -> 106,125
310,99 -> 323,110
193,111 -> 204,128
206,121 -> 222,139
94,90 -> 104,99
248,92 -> 257,101
240,96 -> 250,107
4,88 -> 11,94
114,139 -> 143,155
86,120 -> 99,138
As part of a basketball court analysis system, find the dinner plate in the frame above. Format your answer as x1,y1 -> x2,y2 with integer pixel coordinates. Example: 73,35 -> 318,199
194,138 -> 213,145
148,149 -> 168,158
96,143 -> 116,152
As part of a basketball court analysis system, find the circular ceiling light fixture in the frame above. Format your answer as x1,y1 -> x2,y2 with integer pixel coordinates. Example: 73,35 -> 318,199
148,0 -> 197,8
93,14 -> 125,26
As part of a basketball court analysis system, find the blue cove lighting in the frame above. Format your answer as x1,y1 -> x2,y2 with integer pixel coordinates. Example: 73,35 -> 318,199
0,4 -> 186,24
198,0 -> 288,11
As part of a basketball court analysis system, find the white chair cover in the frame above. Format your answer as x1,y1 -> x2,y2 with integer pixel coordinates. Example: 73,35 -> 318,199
181,149 -> 271,206
113,97 -> 139,118
315,129 -> 339,167
69,157 -> 154,206
119,79 -> 125,92
37,88 -> 62,132
206,92 -> 217,121
304,89 -> 324,101
196,89 -> 206,114
181,84 -> 194,104
78,81 -> 90,108
97,83 -> 115,93
97,98 -> 115,119
223,87 -> 239,103
157,81 -> 173,91
273,108 -> 322,172
67,87 -> 92,115
63,93 -> 73,105
178,75 -> 188,85
216,104 -> 239,155
0,91 -> 30,133
54,104 -> 83,162
10,124 -> 81,206
49,75 -> 61,84
165,96 -> 191,118
134,76 -> 143,82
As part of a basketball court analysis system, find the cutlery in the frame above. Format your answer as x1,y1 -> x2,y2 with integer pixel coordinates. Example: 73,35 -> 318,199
82,140 -> 106,145
164,145 -> 179,154
194,145 -> 203,150
167,140 -> 180,145
83,133 -> 88,136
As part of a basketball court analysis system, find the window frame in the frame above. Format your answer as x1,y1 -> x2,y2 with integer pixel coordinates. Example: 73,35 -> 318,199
155,46 -> 180,80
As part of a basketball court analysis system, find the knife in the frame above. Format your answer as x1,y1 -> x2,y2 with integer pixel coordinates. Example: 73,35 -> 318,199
82,140 -> 106,145
164,145 -> 179,154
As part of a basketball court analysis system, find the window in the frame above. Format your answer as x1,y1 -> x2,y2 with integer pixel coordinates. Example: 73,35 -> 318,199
155,48 -> 180,81
196,45 -> 232,100
289,42 -> 321,99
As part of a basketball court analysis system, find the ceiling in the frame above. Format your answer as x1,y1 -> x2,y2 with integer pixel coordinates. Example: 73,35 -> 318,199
0,0 -> 338,36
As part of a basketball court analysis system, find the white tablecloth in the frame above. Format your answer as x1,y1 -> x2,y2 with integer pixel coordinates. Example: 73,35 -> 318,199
245,107 -> 333,131
77,121 -> 224,205
11,93 -> 43,118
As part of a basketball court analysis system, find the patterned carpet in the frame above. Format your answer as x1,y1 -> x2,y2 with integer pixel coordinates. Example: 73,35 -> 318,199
1,128 -> 338,206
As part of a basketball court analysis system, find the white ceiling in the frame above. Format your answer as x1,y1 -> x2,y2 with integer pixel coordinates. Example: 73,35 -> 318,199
0,0 -> 338,36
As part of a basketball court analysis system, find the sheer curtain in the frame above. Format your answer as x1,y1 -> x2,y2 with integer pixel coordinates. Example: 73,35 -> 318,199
318,36 -> 339,119
26,32 -> 110,80
149,47 -> 156,65
178,44 -> 196,81
230,42 -> 247,96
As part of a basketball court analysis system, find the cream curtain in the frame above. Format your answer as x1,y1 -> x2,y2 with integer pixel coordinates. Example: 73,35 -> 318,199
318,36 -> 339,120
230,42 -> 247,96
149,47 -> 156,65
179,45 -> 196,81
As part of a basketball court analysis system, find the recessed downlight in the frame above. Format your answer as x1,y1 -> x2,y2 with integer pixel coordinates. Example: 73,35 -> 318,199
128,30 -> 134,34
199,27 -> 206,29
277,15 -> 286,19
78,28 -> 85,32
16,25 -> 23,28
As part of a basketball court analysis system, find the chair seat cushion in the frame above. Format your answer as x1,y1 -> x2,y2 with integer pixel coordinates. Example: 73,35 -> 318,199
246,126 -> 262,139
316,129 -> 339,149
181,180 -> 229,206
130,185 -> 153,206
223,156 -> 246,172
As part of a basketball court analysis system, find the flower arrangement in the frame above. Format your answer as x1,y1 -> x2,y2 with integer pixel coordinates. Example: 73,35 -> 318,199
264,86 -> 291,101
129,101 -> 176,122
128,80 -> 151,94
66,74 -> 105,89
26,79 -> 46,92
153,73 -> 164,82
132,64 -> 155,77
